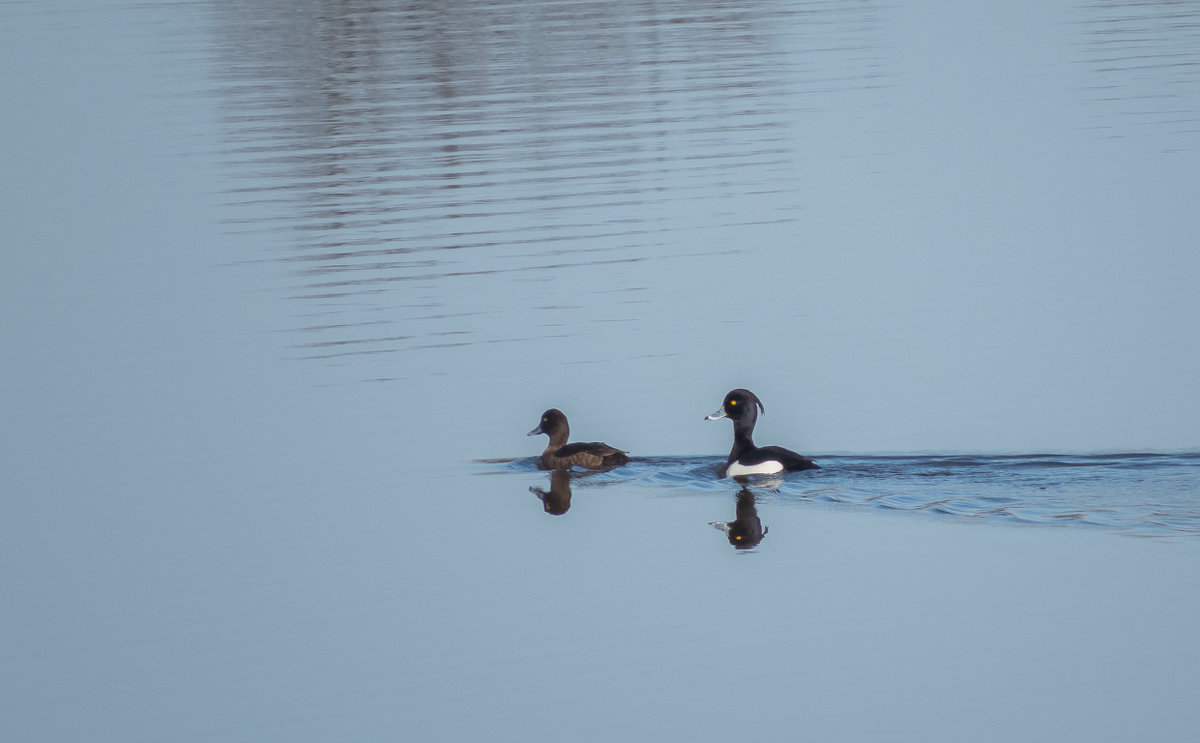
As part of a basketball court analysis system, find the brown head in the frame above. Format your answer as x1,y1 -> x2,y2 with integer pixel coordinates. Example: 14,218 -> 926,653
528,408 -> 570,449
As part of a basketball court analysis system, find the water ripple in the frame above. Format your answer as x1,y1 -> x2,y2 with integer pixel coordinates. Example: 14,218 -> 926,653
205,0 -> 889,364
481,453 -> 1200,539
1074,0 -> 1200,146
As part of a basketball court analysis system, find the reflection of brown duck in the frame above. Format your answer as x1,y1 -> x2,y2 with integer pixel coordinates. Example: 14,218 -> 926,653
529,468 -> 574,515
711,488 -> 769,549
528,408 -> 629,470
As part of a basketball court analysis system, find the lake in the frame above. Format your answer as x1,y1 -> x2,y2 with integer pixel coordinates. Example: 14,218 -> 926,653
2,1 -> 1199,741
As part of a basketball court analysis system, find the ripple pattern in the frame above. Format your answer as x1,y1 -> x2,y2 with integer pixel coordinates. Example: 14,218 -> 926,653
1074,0 -> 1200,146
204,0 -> 888,365
485,453 -> 1200,538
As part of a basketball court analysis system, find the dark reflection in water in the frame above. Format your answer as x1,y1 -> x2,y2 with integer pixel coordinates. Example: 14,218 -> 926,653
711,487 -> 769,550
208,0 -> 887,358
205,0 -> 1200,366
530,468 -> 574,515
1074,0 -> 1200,143
492,452 -> 1200,538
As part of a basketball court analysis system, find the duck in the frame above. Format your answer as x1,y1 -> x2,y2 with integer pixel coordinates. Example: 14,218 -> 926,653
528,408 -> 629,470
705,388 -> 818,477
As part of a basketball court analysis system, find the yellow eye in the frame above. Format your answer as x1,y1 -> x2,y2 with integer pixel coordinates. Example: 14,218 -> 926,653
730,400 -> 737,406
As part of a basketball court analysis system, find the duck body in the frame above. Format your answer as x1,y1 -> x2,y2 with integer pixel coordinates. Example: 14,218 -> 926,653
724,443 -> 815,477
706,388 -> 818,478
528,408 -> 629,470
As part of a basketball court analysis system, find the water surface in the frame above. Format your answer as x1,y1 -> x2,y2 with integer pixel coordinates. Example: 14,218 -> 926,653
495,452 -> 1200,539
3,2 -> 1200,742
190,0 -> 1200,453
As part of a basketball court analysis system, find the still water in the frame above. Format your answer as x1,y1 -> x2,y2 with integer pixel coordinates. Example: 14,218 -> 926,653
3,1 -> 1200,742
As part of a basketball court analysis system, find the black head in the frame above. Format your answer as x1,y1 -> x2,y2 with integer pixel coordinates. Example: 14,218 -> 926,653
528,408 -> 569,442
705,388 -> 765,424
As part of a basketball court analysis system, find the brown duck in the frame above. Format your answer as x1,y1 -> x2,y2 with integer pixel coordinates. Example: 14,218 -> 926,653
528,408 -> 629,470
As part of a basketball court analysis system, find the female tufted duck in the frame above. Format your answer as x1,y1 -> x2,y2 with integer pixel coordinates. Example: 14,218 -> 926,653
528,408 -> 629,470
705,389 -> 818,477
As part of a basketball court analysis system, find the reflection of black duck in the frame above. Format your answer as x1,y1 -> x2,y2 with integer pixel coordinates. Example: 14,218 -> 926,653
705,388 -> 818,478
528,408 -> 629,470
711,488 -> 769,549
530,468 -> 574,515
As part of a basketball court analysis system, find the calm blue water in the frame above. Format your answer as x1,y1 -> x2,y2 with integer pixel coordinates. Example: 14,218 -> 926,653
492,453 -> 1200,539
3,1 -> 1200,742
192,0 -> 1200,454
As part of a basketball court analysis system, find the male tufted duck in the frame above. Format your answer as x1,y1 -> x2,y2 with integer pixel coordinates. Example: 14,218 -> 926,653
528,408 -> 629,470
705,388 -> 818,477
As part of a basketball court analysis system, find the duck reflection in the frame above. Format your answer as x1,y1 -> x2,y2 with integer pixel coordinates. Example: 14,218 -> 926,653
529,468 -> 574,515
710,488 -> 768,549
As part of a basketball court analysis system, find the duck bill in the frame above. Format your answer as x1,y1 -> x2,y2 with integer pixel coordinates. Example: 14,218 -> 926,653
705,408 -> 728,421
527,426 -> 543,436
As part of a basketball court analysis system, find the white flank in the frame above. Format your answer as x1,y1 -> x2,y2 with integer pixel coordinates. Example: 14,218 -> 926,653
726,460 -> 784,477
